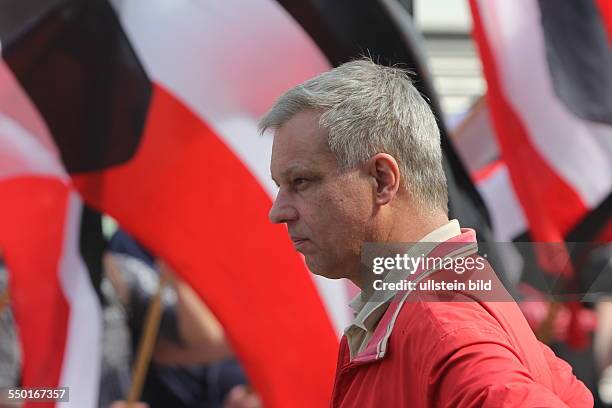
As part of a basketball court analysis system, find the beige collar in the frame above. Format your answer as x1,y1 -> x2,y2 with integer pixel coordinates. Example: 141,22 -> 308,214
349,219 -> 461,317
345,220 -> 462,357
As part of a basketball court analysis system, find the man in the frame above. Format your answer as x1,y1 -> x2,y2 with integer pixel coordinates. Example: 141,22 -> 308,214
261,59 -> 593,407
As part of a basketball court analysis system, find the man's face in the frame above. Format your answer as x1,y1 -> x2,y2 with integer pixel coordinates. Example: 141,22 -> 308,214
269,110 -> 374,281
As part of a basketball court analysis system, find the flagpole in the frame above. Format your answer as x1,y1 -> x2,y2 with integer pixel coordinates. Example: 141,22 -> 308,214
0,250 -> 7,314
0,288 -> 9,314
126,272 -> 169,407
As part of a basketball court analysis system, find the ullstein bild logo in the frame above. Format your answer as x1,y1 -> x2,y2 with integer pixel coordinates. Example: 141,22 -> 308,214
372,278 -> 493,292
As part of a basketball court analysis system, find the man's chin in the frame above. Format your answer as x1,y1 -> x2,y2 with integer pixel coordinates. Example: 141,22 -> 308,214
304,257 -> 346,280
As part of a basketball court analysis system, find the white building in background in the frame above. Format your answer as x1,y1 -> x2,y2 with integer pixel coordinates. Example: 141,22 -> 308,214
413,0 -> 500,176
415,0 -> 485,119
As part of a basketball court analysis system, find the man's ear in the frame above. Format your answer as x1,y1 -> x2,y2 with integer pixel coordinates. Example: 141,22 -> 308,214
366,153 -> 401,205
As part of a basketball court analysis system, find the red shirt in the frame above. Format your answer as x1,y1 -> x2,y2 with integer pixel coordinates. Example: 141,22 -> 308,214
331,232 -> 592,407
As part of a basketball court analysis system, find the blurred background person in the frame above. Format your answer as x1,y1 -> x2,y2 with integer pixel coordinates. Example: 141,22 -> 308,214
0,260 -> 20,408
105,229 -> 256,408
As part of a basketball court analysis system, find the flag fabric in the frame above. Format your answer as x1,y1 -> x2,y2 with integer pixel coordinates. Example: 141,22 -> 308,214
0,61 -> 103,407
453,97 -> 611,344
469,0 -> 612,246
470,0 -> 612,349
453,96 -> 612,246
473,160 -> 528,242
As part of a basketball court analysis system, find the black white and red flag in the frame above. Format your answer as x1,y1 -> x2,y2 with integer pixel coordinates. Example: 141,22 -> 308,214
470,0 -> 612,247
470,0 -> 612,348
0,85 -> 104,408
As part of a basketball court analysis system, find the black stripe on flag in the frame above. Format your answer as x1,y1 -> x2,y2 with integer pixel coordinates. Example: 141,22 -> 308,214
79,205 -> 106,306
0,0 -> 152,173
0,0 -> 64,44
566,192 -> 612,242
539,0 -> 612,125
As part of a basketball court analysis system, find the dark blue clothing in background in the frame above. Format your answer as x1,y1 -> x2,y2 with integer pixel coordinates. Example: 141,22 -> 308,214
109,230 -> 248,408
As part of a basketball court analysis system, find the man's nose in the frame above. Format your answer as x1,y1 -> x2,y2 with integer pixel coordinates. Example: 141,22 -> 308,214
269,190 -> 298,224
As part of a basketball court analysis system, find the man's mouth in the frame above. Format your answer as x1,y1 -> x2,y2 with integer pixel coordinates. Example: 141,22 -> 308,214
290,237 -> 310,250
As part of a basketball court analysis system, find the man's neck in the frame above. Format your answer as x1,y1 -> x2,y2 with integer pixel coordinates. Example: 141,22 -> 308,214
387,211 -> 450,243
348,212 -> 451,289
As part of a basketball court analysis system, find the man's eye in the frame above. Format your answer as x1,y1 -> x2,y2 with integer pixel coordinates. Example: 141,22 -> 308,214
293,178 -> 308,188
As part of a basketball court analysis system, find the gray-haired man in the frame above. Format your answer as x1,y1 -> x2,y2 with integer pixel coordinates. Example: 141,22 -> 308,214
261,59 -> 591,407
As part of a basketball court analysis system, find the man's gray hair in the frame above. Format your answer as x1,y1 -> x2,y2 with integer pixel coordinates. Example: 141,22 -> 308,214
259,58 -> 448,214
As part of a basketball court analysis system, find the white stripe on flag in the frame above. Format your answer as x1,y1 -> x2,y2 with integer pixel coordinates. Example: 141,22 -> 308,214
476,164 -> 527,241
312,275 -> 353,337
0,61 -> 66,181
57,194 -> 103,408
0,112 -> 67,181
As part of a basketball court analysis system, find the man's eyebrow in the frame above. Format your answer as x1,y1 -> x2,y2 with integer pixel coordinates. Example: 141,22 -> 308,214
281,164 -> 312,179
270,164 -> 313,185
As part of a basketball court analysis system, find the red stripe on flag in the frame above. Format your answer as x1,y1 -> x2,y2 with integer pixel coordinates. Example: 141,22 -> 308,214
72,84 -> 338,407
469,1 -> 588,244
472,159 -> 503,184
0,177 -> 70,408
596,0 -> 612,45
